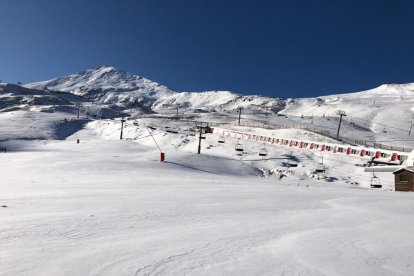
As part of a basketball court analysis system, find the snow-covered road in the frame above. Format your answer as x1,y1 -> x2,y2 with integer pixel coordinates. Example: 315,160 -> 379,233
1,139 -> 414,275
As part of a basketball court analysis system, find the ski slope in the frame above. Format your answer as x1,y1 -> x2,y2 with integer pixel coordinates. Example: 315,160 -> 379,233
1,132 -> 413,275
2,66 -> 414,275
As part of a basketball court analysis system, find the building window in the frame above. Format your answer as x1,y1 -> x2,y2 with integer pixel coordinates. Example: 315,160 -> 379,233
400,175 -> 409,182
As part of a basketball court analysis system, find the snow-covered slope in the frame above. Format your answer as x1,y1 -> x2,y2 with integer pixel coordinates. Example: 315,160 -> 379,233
4,76 -> 414,274
23,66 -> 414,141
26,66 -> 176,108
152,91 -> 284,113
0,83 -> 82,112
283,83 -> 414,116
2,124 -> 414,275
280,83 -> 414,136
25,66 -> 285,113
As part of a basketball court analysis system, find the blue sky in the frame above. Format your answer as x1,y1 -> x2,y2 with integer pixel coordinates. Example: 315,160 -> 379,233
0,0 -> 413,97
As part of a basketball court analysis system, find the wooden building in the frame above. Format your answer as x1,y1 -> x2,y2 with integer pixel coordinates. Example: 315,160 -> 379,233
393,168 -> 414,192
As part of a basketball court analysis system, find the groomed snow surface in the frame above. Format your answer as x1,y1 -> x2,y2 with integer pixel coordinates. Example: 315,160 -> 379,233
1,117 -> 414,275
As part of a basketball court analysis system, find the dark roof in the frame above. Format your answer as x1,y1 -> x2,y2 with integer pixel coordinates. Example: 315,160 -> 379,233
393,167 -> 414,174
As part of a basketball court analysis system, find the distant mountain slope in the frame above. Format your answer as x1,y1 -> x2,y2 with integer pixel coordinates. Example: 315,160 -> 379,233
11,66 -> 414,146
26,65 -> 174,95
24,66 -> 414,132
152,91 -> 284,113
26,66 -> 176,108
0,83 -> 81,112
26,66 -> 286,113
281,83 -> 414,134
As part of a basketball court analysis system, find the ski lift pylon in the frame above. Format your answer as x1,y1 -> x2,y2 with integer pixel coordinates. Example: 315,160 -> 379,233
200,129 -> 206,139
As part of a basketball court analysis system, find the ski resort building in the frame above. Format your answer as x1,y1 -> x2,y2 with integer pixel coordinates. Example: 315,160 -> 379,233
393,168 -> 414,192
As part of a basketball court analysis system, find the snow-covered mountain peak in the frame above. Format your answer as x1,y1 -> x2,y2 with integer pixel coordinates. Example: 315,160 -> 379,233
25,66 -> 177,108
25,66 -> 286,112
89,64 -> 117,72
378,83 -> 414,94
79,65 -> 120,79
25,65 -> 176,97
310,83 -> 414,102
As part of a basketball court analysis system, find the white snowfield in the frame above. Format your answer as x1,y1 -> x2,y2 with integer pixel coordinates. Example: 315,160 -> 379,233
1,66 -> 414,275
1,117 -> 414,275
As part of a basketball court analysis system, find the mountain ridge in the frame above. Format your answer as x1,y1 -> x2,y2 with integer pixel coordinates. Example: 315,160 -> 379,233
25,65 -> 285,113
23,65 -> 414,119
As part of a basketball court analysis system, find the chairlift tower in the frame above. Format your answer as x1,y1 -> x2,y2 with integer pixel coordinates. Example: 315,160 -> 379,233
76,103 -> 82,118
176,103 -> 180,118
336,110 -> 346,140
120,117 -> 126,140
197,126 -> 207,154
238,107 -> 242,126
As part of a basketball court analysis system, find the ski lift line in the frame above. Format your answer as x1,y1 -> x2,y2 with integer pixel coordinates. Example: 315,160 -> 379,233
211,127 -> 409,162
134,132 -> 164,140
144,125 -> 162,153
349,117 -> 409,132
214,126 -> 410,155
320,156 -> 363,167
239,118 -> 412,149
144,122 -> 197,137
365,139 -> 414,142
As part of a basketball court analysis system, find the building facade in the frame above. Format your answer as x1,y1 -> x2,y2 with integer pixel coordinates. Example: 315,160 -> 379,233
393,168 -> 414,192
